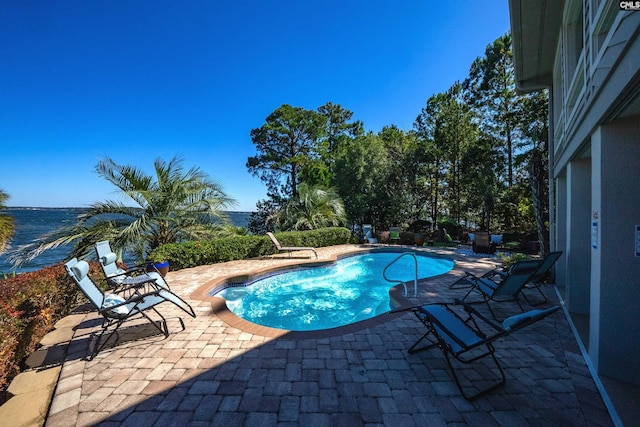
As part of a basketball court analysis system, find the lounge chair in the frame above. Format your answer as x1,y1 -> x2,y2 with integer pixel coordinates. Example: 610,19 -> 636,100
404,299 -> 560,400
362,224 -> 378,244
267,232 -> 318,259
485,251 -> 563,306
64,258 -> 196,359
95,240 -> 169,290
389,227 -> 401,245
453,259 -> 543,319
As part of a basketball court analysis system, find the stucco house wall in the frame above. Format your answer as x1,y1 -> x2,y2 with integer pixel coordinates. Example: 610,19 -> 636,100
509,0 -> 640,386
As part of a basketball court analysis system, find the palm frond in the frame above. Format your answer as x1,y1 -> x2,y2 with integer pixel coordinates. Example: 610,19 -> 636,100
13,155 -> 238,267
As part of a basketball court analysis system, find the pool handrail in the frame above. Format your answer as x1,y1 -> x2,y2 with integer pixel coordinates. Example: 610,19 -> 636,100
382,252 -> 418,298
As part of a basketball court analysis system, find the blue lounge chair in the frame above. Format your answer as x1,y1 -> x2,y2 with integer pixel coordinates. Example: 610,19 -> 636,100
453,259 -> 542,319
405,300 -> 560,400
523,251 -> 563,305
482,251 -> 563,306
65,258 -> 195,359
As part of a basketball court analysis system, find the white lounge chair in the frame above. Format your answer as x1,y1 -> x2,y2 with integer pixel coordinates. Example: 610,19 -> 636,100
95,240 -> 169,290
65,258 -> 195,359
267,232 -> 318,259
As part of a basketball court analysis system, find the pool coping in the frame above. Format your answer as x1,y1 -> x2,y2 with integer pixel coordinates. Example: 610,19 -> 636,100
190,246 -> 458,339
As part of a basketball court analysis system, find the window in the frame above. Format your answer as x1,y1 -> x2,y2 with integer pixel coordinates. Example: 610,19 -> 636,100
565,1 -> 584,80
592,1 -> 619,62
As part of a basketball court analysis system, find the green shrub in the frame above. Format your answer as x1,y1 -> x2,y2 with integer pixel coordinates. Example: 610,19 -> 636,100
150,227 -> 352,270
0,262 -> 104,401
437,217 -> 460,240
497,252 -> 533,269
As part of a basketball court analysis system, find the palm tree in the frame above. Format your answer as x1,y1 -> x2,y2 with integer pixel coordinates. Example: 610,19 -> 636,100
0,189 -> 14,254
277,183 -> 346,231
10,155 -> 237,265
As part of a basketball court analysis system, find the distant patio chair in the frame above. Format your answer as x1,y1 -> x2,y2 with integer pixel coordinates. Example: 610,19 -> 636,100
64,258 -> 195,359
95,240 -> 169,290
472,231 -> 495,254
267,232 -> 318,259
404,299 -> 560,400
362,224 -> 378,244
389,227 -> 401,245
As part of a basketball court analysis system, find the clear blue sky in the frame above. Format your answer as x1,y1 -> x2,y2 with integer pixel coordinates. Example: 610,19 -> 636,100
0,1 -> 511,212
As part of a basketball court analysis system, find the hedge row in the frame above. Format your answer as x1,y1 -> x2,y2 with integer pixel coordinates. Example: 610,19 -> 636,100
0,262 -> 106,402
149,227 -> 354,270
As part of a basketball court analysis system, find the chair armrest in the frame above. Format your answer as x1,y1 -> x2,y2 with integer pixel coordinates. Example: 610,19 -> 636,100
113,276 -> 161,297
453,299 -> 503,332
98,289 -> 162,315
107,265 -> 146,279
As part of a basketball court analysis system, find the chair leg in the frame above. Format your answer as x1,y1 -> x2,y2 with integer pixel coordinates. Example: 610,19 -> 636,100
521,284 -> 548,306
408,330 -> 439,354
443,348 -> 506,400
449,275 -> 474,290
461,285 -> 478,302
143,307 -> 170,337
88,309 -> 172,360
89,319 -> 124,360
484,296 -> 525,321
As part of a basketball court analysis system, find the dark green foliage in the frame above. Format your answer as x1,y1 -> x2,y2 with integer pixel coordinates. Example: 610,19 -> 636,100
149,227 -> 352,270
273,227 -> 352,248
243,33 -> 548,245
247,197 -> 282,235
277,184 -> 346,231
437,217 -> 461,240
497,252 -> 533,269
247,104 -> 328,200
149,236 -> 272,270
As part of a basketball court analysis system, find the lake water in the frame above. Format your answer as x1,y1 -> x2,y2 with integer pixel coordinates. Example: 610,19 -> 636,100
0,207 -> 252,274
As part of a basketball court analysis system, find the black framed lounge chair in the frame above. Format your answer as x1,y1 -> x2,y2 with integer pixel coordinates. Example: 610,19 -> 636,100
65,258 -> 196,360
405,300 -> 560,400
484,251 -> 564,306
95,240 -> 169,290
453,259 -> 542,319
523,251 -> 563,305
267,232 -> 318,259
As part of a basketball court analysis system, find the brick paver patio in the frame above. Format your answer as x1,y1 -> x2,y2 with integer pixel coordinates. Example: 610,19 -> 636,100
44,245 -> 614,426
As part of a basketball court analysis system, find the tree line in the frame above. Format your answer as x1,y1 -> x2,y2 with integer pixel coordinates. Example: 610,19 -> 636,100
246,33 -> 550,249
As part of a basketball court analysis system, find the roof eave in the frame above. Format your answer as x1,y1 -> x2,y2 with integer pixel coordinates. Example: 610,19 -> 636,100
509,0 -> 565,93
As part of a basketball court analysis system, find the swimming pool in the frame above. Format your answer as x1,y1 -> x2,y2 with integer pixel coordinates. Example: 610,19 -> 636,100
212,250 -> 454,331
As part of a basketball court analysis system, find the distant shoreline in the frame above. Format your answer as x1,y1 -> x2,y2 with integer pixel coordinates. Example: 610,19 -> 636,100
0,208 -> 254,274
3,207 -> 255,214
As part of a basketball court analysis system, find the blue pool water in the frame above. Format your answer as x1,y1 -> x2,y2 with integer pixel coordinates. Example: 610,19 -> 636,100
214,251 -> 454,331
